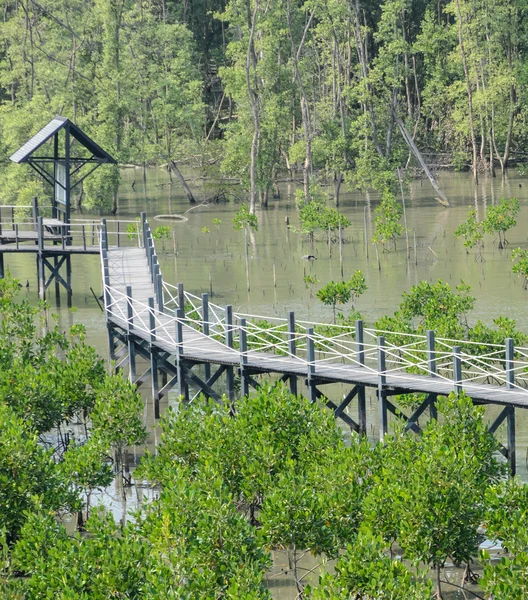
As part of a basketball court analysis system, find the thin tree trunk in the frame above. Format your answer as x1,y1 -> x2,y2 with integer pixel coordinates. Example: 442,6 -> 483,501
246,0 -> 260,214
169,160 -> 195,203
455,0 -> 478,183
394,112 -> 450,207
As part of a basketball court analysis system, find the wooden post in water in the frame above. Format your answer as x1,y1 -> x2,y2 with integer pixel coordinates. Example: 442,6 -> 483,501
378,335 -> 387,439
239,318 -> 249,397
288,311 -> 297,396
339,222 -> 343,278
356,319 -> 366,434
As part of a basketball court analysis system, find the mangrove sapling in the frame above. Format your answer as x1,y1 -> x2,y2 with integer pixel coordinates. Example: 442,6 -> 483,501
152,225 -> 172,252
304,274 -> 319,298
481,197 -> 520,249
233,203 -> 258,292
512,248 -> 528,289
372,191 -> 404,252
454,209 -> 484,260
316,271 -> 367,323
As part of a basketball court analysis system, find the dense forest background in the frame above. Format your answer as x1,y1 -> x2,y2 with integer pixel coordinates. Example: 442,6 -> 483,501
0,0 -> 527,213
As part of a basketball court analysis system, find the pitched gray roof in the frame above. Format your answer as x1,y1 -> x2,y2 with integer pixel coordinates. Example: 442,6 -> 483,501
9,116 -> 116,164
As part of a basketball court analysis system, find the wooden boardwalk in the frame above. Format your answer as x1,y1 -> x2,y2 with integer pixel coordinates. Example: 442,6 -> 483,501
104,246 -> 528,410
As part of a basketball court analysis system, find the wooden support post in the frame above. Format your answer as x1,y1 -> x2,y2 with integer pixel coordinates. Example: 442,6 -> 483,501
202,293 -> 211,381
140,212 -> 147,249
156,272 -> 164,312
177,283 -> 185,311
37,217 -> 45,300
507,406 -> 516,476
427,330 -> 436,376
225,305 -> 235,403
506,338 -> 514,389
126,285 -> 136,383
32,196 -> 38,226
53,256 -> 61,306
82,225 -> 86,251
307,327 -> 316,403
378,335 -> 388,439
107,323 -> 117,369
149,296 -> 160,418
240,318 -> 249,398
175,308 -> 188,402
288,311 -> 297,395
356,319 -> 367,434
0,254 -> 4,279
66,255 -> 72,307
453,346 -> 462,394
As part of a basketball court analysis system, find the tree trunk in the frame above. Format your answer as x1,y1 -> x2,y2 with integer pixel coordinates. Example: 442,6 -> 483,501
169,160 -> 195,204
245,0 -> 260,214
455,0 -> 478,183
394,113 -> 450,207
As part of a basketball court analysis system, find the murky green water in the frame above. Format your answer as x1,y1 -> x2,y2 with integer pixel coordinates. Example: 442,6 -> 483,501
5,168 -> 527,598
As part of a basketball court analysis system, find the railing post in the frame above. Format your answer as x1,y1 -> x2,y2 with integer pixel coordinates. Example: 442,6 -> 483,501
175,308 -> 188,402
32,196 -> 38,227
356,319 -> 366,434
378,335 -> 387,440
37,216 -> 45,299
126,285 -> 136,383
156,271 -> 164,312
356,319 -> 365,366
177,283 -> 185,312
103,262 -> 111,318
288,311 -> 298,396
202,293 -> 211,381
148,297 -> 156,343
453,346 -> 462,394
225,305 -> 235,402
506,338 -> 515,389
240,318 -> 249,397
306,327 -> 316,403
126,285 -> 134,332
427,330 -> 436,376
148,296 -> 159,418
140,212 -> 147,249
101,219 -> 108,251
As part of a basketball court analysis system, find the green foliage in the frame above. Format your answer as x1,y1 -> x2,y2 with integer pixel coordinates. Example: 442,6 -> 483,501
372,191 -> 404,250
364,393 -> 504,594
480,478 -> 528,599
233,203 -> 258,231
482,198 -> 520,248
317,271 -> 367,322
454,209 -> 484,256
0,403 -> 79,544
296,189 -> 350,241
512,247 -> 528,289
306,530 -> 432,599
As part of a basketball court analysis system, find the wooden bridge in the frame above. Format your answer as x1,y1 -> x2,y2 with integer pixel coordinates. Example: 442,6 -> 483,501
101,214 -> 528,474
